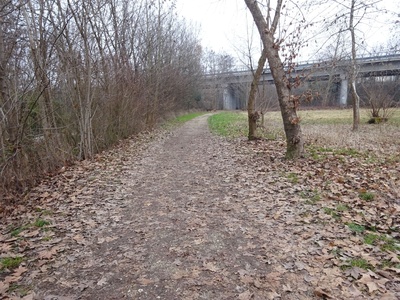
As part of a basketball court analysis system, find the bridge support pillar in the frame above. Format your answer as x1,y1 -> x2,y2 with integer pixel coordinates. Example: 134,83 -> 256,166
223,85 -> 236,110
339,75 -> 348,107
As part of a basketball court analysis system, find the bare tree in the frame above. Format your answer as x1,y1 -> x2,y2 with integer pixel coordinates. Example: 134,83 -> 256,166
247,48 -> 267,140
244,0 -> 304,159
360,76 -> 399,122
1,0 -> 204,200
349,0 -> 361,131
317,0 -> 391,129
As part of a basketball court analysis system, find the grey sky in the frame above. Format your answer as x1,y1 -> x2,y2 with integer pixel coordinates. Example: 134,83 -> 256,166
176,0 -> 399,66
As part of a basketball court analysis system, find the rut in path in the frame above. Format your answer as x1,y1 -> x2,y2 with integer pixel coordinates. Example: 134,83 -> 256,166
33,115 -> 329,299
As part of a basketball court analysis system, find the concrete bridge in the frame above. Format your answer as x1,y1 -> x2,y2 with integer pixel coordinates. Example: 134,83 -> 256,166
202,54 -> 400,109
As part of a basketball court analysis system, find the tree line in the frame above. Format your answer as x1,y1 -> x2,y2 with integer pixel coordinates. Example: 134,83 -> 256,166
0,0 -> 203,199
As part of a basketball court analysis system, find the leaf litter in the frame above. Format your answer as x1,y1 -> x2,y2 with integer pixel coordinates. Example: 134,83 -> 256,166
0,114 -> 399,299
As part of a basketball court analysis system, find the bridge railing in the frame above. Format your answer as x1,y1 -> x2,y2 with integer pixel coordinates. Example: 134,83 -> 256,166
203,53 -> 400,76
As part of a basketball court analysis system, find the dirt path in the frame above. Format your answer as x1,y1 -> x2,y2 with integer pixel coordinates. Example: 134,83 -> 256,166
2,114 -> 399,299
34,114 -> 313,300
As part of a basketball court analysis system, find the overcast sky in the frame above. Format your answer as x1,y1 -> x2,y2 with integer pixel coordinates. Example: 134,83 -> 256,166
176,0 -> 399,66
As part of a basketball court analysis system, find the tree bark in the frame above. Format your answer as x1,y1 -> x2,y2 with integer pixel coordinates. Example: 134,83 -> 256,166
244,0 -> 304,159
248,48 -> 267,140
349,0 -> 360,131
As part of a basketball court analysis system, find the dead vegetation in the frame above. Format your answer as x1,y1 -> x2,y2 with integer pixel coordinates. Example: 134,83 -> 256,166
0,112 -> 399,299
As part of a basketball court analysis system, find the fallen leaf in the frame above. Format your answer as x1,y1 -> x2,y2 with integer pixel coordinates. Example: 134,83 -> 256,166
314,287 -> 333,298
347,284 -> 362,297
204,262 -> 219,272
266,291 -> 280,300
344,267 -> 362,279
38,247 -> 58,260
380,291 -> 398,300
0,281 -> 9,295
238,290 -> 253,300
97,277 -> 108,286
365,282 -> 379,294
13,266 -> 28,277
73,234 -> 85,244
137,277 -> 154,285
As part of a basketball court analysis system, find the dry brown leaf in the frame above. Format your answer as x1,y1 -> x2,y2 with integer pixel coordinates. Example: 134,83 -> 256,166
266,291 -> 280,300
137,277 -> 154,285
0,243 -> 12,253
0,281 -> 9,295
204,262 -> 219,272
380,291 -> 398,300
238,290 -> 253,300
23,229 -> 40,238
13,266 -> 28,277
313,287 -> 333,299
38,247 -> 58,260
365,282 -> 379,293
171,270 -> 187,280
240,275 -> 253,284
73,234 -> 85,244
21,294 -> 34,300
357,273 -> 373,285
347,284 -> 362,297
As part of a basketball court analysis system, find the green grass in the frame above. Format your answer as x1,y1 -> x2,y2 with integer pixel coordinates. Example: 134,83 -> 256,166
349,258 -> 373,270
347,223 -> 366,233
336,204 -> 349,212
323,207 -> 341,220
10,218 -> 51,237
164,112 -> 206,129
0,257 -> 23,271
364,233 -> 380,245
208,112 -> 247,138
307,145 -> 361,160
359,191 -> 375,201
10,225 -> 29,237
8,284 -> 30,297
287,172 -> 299,184
379,235 -> 400,252
207,109 -> 400,141
174,112 -> 205,123
34,218 -> 50,228
300,189 -> 321,204
340,257 -> 374,271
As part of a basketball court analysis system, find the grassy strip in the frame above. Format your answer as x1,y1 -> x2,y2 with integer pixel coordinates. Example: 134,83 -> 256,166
298,109 -> 400,125
208,112 -> 247,138
174,112 -> 206,123
208,109 -> 400,139
164,112 -> 206,129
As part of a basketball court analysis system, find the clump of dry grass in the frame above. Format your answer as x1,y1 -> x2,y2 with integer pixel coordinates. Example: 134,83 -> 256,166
302,124 -> 400,156
261,109 -> 400,156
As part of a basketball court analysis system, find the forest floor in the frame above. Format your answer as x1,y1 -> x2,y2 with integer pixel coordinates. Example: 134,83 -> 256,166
0,113 -> 399,299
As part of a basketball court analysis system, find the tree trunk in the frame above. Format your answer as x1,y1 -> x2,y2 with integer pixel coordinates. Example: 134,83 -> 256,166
244,0 -> 304,159
23,0 -> 64,163
248,48 -> 267,140
349,0 -> 360,131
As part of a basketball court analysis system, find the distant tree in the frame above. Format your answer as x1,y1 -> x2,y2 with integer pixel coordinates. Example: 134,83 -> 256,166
202,49 -> 235,74
360,76 -> 399,123
201,50 -> 236,110
317,0 -> 391,130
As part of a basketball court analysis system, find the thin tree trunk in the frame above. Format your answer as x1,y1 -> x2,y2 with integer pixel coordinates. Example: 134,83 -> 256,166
22,0 -> 63,162
349,0 -> 360,131
248,48 -> 267,140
